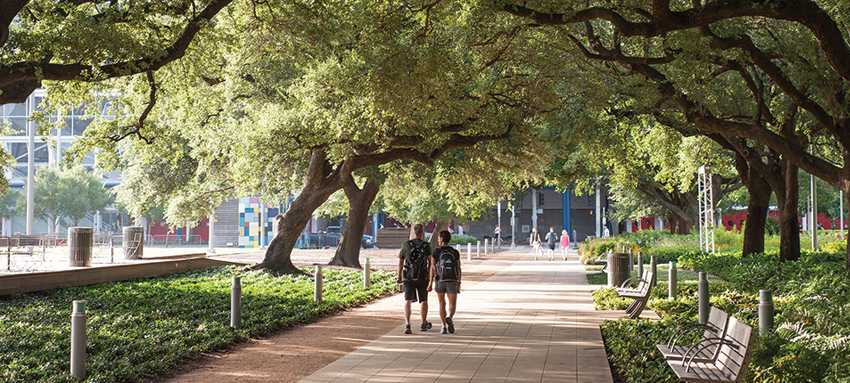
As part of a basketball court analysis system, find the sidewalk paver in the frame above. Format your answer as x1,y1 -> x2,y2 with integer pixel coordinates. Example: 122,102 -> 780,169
300,249 -> 647,383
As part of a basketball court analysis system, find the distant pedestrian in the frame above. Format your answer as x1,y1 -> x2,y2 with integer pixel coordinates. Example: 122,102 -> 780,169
560,229 -> 570,260
398,224 -> 434,333
529,227 -> 542,260
544,227 -> 558,261
432,230 -> 461,334
494,226 -> 501,241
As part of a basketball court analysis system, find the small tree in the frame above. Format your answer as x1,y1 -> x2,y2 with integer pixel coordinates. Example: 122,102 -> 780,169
30,166 -> 111,231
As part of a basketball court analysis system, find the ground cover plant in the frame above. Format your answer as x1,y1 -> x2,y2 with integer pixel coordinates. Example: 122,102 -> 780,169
591,246 -> 850,382
0,266 -> 397,382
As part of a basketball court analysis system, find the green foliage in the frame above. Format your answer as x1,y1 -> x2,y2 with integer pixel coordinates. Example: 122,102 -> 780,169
595,248 -> 850,382
449,234 -> 478,245
0,266 -> 397,382
600,318 -> 680,383
29,166 -> 111,229
0,188 -> 23,219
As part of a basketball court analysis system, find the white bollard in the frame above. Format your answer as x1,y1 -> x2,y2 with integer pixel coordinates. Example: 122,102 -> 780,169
70,300 -> 86,380
364,258 -> 371,288
315,265 -> 323,302
231,276 -> 242,328
477,241 -> 481,257
484,239 -> 488,255
467,243 -> 472,261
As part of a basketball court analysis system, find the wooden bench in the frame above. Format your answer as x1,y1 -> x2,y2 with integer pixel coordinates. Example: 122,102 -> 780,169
657,307 -> 730,362
616,269 -> 654,319
666,315 -> 754,383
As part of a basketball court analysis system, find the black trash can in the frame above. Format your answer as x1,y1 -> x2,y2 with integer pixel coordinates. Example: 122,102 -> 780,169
607,252 -> 630,287
69,227 -> 93,267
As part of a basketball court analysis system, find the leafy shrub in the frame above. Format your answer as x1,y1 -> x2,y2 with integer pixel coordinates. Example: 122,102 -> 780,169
449,234 -> 478,245
595,249 -> 850,383
0,266 -> 398,383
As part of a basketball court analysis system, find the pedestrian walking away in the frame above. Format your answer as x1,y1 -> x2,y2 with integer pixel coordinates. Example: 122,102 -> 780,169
432,230 -> 461,334
560,229 -> 570,260
529,227 -> 542,260
398,224 -> 434,333
545,227 -> 558,261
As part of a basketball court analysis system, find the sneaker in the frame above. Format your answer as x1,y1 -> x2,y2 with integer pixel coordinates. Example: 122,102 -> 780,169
404,325 -> 411,334
420,322 -> 432,331
440,327 -> 448,334
446,317 -> 455,334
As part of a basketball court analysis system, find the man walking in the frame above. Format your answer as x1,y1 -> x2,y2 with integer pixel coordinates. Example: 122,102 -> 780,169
398,224 -> 434,333
432,230 -> 461,334
545,227 -> 558,261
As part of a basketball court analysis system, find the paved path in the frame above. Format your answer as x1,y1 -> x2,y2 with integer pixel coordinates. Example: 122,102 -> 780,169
300,249 -> 644,383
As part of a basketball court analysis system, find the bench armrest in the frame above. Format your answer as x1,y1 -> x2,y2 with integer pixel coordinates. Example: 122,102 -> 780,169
681,338 -> 734,372
619,276 -> 648,289
667,323 -> 710,348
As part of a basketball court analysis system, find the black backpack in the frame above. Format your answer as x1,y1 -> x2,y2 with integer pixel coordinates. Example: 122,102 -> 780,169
403,240 -> 430,282
434,246 -> 460,281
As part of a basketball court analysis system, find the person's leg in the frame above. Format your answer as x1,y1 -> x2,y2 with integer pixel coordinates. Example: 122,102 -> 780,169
438,292 -> 448,327
420,301 -> 429,324
447,293 -> 457,318
404,300 -> 412,325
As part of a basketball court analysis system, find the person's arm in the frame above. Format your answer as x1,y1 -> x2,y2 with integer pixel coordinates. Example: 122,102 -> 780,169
397,258 -> 404,284
456,252 -> 461,285
427,253 -> 435,291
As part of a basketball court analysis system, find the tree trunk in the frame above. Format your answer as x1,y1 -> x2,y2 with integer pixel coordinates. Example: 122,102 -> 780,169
252,150 -> 350,275
429,221 -> 451,249
734,152 -> 770,256
777,161 -> 801,262
329,178 -> 380,268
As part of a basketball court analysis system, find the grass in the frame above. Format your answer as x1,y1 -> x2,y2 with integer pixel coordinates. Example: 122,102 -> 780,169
0,266 -> 398,383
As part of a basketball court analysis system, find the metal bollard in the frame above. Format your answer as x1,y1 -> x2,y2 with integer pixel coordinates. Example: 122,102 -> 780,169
364,258 -> 371,288
70,300 -> 86,380
637,252 -> 644,279
628,250 -> 634,275
650,255 -> 657,287
467,243 -> 471,261
314,265 -> 323,302
477,241 -> 481,257
759,290 -> 774,335
698,272 -> 709,324
484,239 -> 488,255
231,276 -> 242,328
668,261 -> 677,299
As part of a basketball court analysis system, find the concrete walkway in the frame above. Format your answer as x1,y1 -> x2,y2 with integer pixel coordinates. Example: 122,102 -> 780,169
300,249 -> 642,383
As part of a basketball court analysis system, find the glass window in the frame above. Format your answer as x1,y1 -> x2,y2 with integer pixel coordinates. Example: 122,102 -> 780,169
7,117 -> 26,133
5,103 -> 26,117
9,143 -> 28,161
74,118 -> 91,135
34,144 -> 48,163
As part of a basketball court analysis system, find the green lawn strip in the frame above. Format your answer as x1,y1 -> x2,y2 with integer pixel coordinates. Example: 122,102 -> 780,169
592,251 -> 850,382
0,266 -> 397,383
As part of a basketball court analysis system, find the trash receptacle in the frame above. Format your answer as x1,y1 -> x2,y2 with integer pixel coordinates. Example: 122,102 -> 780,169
607,252 -> 630,287
69,227 -> 93,267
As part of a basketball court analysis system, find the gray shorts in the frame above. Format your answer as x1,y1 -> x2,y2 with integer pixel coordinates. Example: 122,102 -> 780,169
434,280 -> 460,294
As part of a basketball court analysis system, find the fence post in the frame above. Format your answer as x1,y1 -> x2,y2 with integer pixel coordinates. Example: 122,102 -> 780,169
698,272 -> 709,324
70,300 -> 86,380
231,276 -> 242,328
759,290 -> 774,335
650,255 -> 657,287
364,258 -> 371,288
668,261 -> 677,299
314,265 -> 323,302
637,251 -> 643,279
